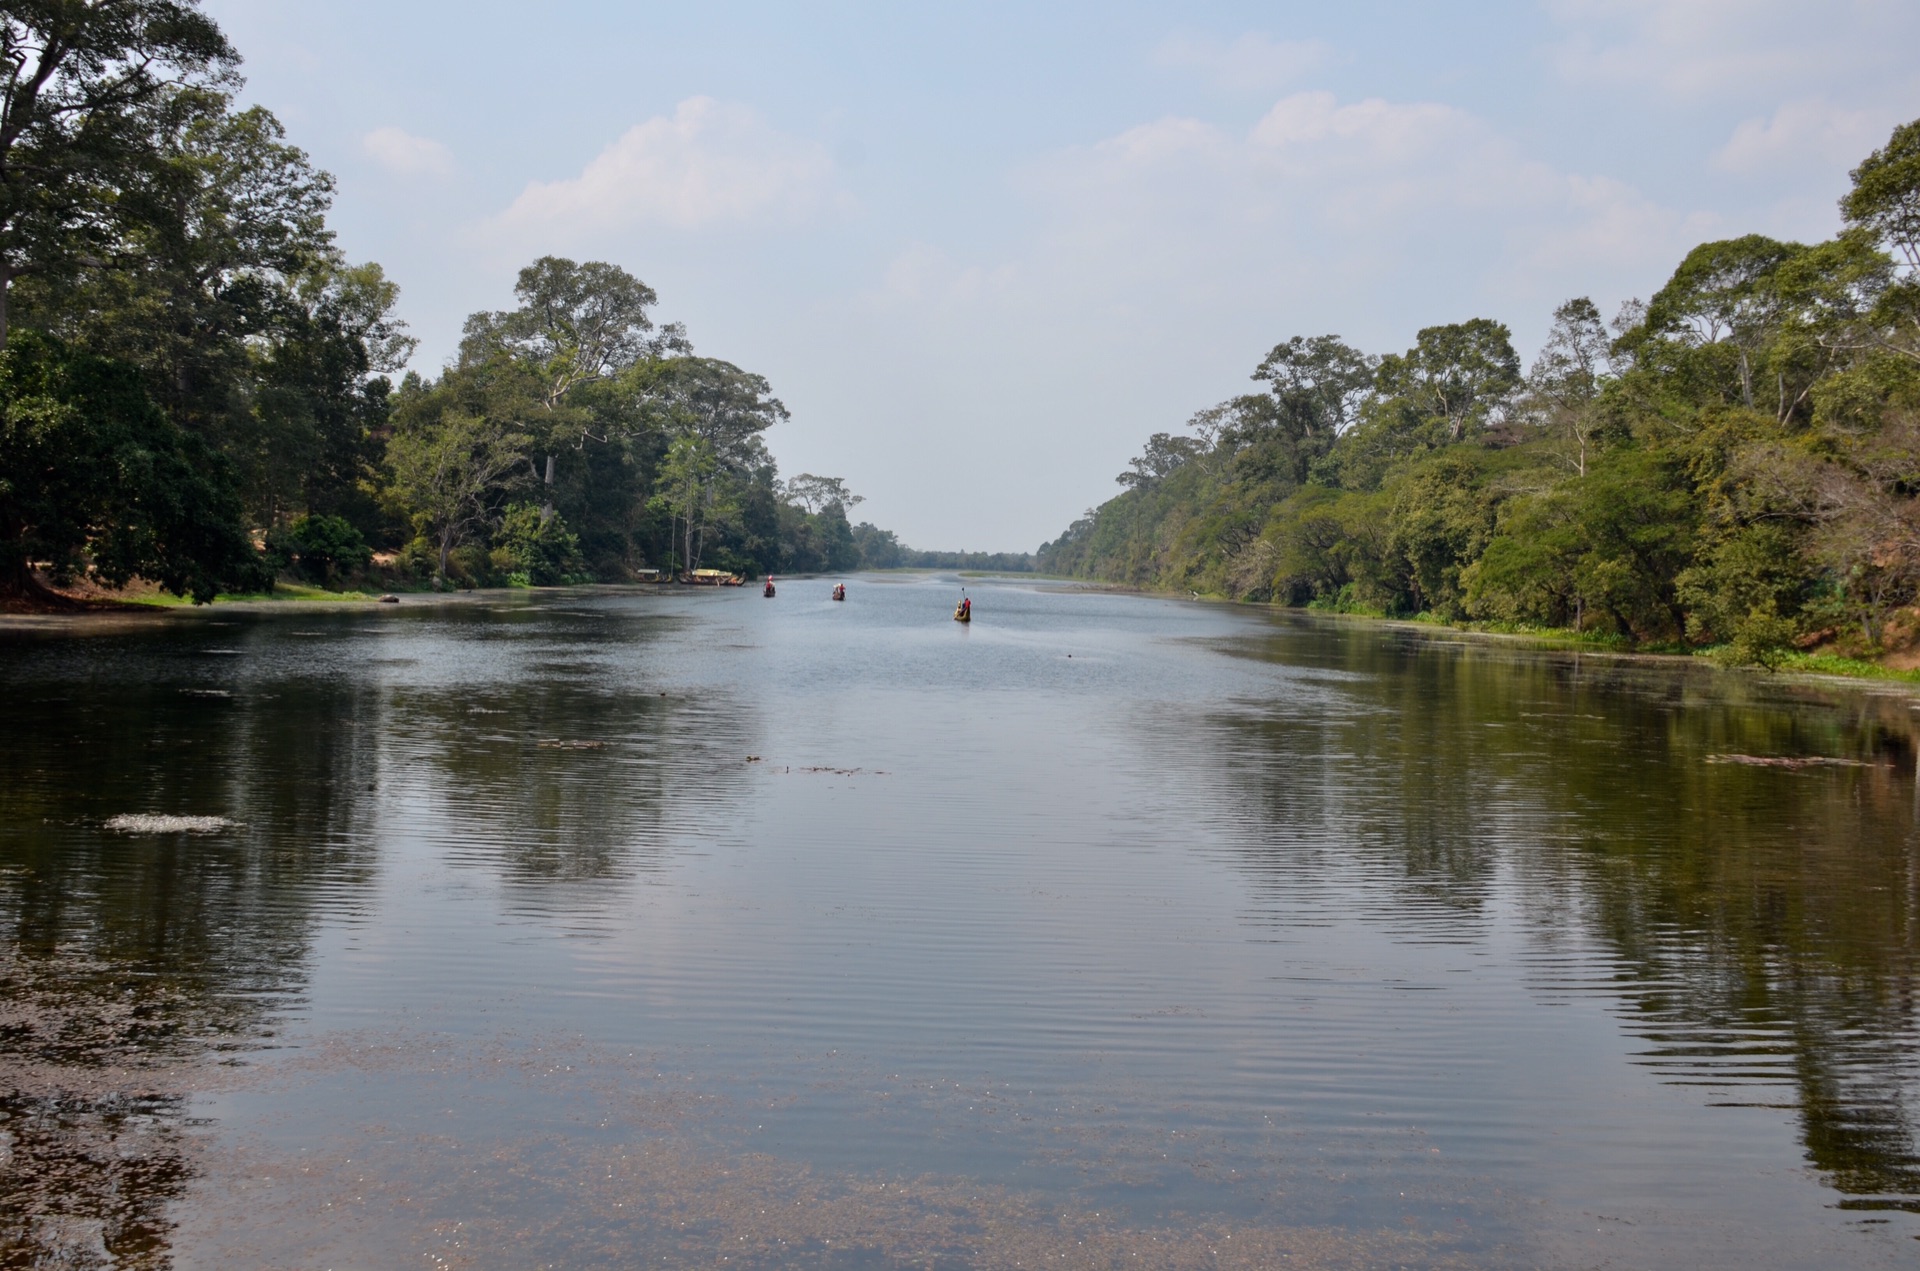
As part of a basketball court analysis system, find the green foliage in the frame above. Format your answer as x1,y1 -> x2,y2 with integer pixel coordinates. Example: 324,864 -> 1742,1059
0,332 -> 256,601
494,503 -> 587,586
267,513 -> 370,585
0,10 -> 926,603
1043,114 -> 1920,668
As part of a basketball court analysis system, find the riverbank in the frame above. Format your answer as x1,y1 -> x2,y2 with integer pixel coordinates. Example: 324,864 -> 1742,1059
0,582 -> 532,632
1149,585 -> 1920,695
1355,612 -> 1920,692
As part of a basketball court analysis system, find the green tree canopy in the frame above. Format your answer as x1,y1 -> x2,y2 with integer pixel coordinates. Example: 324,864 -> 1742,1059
0,0 -> 238,345
0,330 -> 253,601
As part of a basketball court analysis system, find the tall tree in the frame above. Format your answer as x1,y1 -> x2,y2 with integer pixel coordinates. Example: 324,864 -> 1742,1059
1842,118 -> 1920,363
0,0 -> 237,347
1252,334 -> 1376,439
784,473 -> 862,516
1374,318 -> 1521,443
1527,297 -> 1611,474
637,356 -> 785,569
0,330 -> 254,601
1641,235 -> 1806,410
386,380 -> 530,584
460,256 -> 687,516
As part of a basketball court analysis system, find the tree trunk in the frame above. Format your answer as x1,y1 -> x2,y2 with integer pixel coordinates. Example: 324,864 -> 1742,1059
436,529 -> 453,588
540,455 -> 556,523
0,271 -> 10,351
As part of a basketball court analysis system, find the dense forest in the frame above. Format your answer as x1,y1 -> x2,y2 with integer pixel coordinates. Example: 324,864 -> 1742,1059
0,1 -> 920,607
1039,119 -> 1920,668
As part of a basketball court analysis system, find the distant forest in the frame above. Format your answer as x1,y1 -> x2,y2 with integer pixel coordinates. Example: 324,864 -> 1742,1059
1039,118 -> 1920,667
0,1 -> 958,605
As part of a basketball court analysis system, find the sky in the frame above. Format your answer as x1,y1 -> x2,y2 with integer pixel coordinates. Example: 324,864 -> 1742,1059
203,0 -> 1920,552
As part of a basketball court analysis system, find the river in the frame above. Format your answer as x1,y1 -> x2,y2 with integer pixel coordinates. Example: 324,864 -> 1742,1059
2,575 -> 1917,1268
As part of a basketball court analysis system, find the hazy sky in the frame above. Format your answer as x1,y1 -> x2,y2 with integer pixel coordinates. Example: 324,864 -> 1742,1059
205,0 -> 1920,551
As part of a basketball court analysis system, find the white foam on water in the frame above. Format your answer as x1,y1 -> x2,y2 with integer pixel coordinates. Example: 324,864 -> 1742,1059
104,814 -> 240,835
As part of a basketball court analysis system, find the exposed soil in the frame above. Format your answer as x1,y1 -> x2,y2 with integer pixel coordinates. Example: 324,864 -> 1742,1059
0,569 -> 160,614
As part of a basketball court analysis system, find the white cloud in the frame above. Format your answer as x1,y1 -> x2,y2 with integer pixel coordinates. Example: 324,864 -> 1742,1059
1154,32 -> 1330,94
1026,91 -> 1696,300
810,92 -> 1702,552
1713,99 -> 1882,175
362,126 -> 455,177
1547,0 -> 1920,98
497,97 -> 838,235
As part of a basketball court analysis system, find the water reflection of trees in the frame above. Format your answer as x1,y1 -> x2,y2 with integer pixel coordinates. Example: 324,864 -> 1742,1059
1204,617 -> 1920,1210
0,631 -> 382,1266
381,614 -> 756,905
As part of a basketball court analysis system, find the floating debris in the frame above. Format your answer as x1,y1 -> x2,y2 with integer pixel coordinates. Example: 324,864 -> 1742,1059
1706,754 -> 1872,769
745,755 -> 762,762
179,689 -> 232,698
537,739 -> 606,750
104,814 -> 241,834
377,594 -> 400,604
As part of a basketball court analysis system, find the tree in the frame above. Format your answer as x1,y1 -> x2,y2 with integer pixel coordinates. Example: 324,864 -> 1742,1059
784,472 -> 862,515
851,521 -> 904,569
0,0 -> 238,347
266,512 -> 369,585
1842,117 -> 1920,365
1527,298 -> 1612,475
1374,318 -> 1521,443
1117,432 -> 1201,490
12,88 -> 403,532
494,501 -> 585,586
651,434 -> 720,571
385,386 -> 530,584
637,355 -> 785,463
0,331 -> 255,602
1388,453 -> 1503,617
1844,118 -> 1920,277
1252,334 -> 1376,439
1641,235 -> 1807,411
460,256 -> 687,516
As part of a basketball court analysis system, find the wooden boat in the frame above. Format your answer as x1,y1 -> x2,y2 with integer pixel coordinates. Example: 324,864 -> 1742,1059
763,578 -> 777,598
953,601 -> 971,623
684,568 -> 744,586
832,584 -> 846,601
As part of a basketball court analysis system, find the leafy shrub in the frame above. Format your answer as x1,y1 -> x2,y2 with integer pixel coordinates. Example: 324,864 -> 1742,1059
267,514 -> 372,585
494,503 -> 588,586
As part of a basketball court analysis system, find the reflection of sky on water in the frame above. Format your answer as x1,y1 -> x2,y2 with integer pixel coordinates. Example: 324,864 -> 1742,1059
1,581 -> 1917,1268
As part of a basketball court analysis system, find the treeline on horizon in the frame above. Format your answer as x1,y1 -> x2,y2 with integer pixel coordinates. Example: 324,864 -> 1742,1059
0,1 -> 961,607
1039,119 -> 1920,667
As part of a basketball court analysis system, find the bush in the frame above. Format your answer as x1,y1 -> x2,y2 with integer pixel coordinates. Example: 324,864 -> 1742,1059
495,503 -> 588,586
267,514 -> 372,586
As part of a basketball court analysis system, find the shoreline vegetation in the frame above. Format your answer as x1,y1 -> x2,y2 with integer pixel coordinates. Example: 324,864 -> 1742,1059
1038,118 -> 1920,681
6,0 -> 1918,702
1131,576 -> 1920,690
0,3 -> 1031,616
17,562 -> 1916,697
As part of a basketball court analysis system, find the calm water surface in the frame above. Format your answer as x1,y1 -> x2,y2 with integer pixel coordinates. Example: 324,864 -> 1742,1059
2,577 -> 1918,1268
